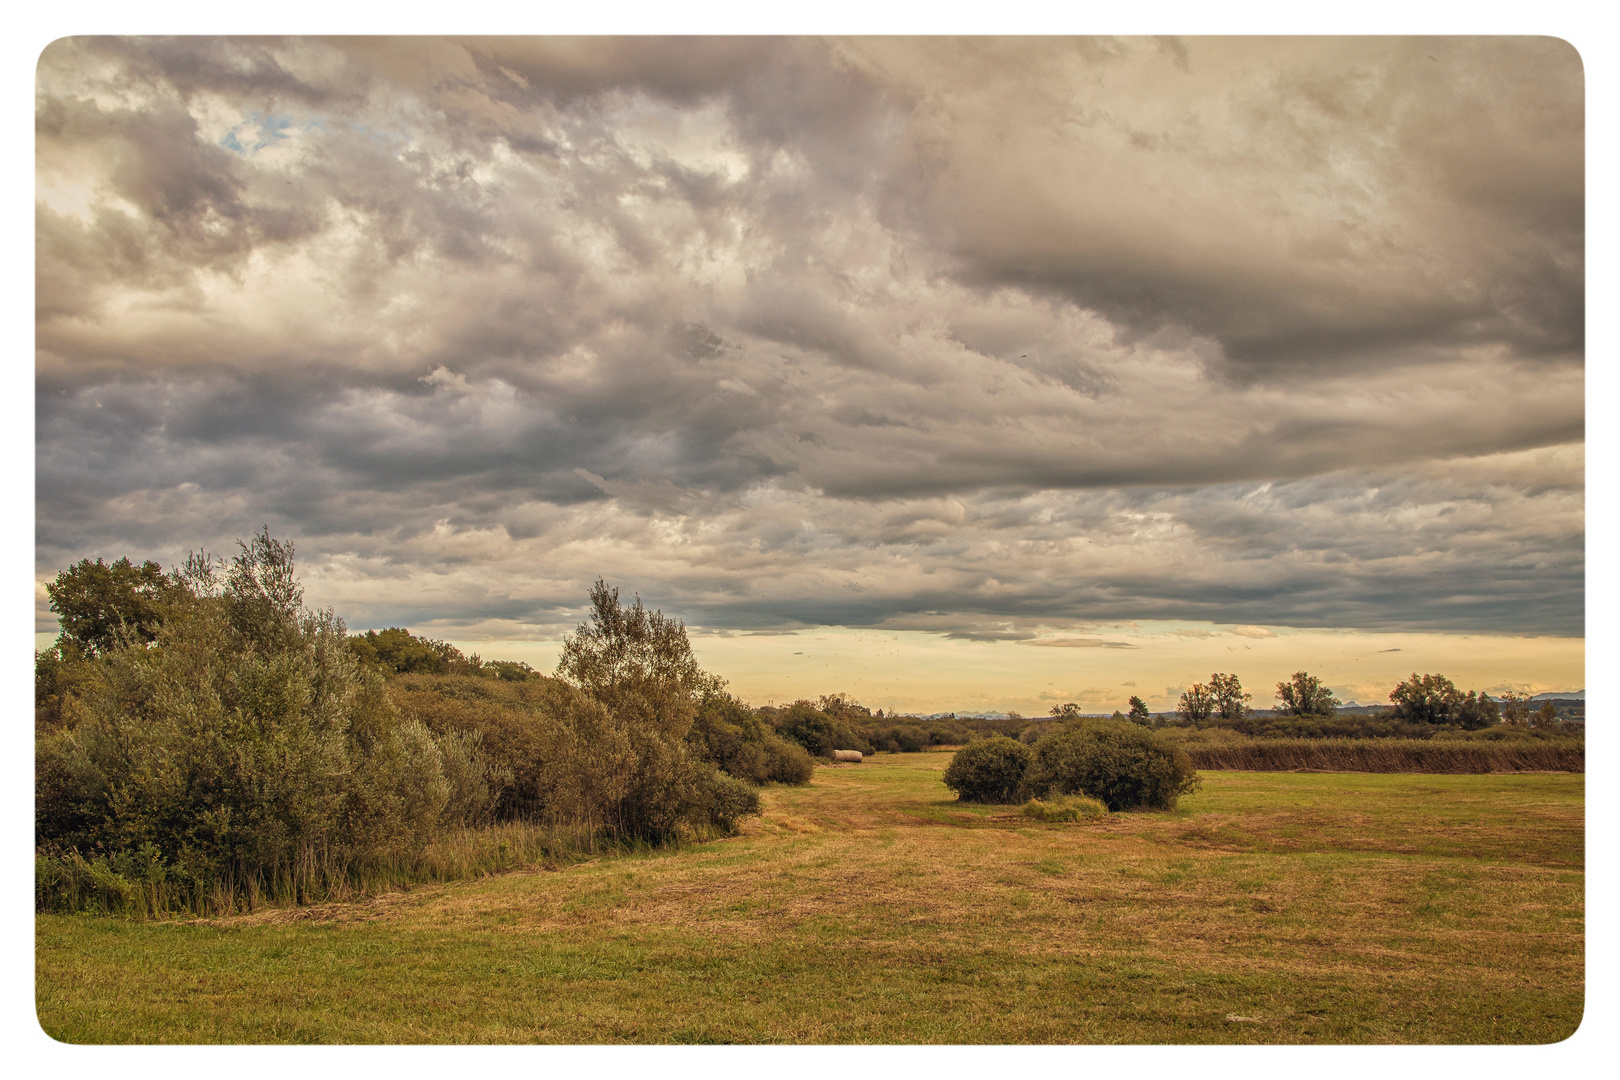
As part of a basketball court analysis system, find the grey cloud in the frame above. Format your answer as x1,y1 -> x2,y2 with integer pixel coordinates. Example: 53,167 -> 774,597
35,38 -> 1583,644
1024,638 -> 1139,649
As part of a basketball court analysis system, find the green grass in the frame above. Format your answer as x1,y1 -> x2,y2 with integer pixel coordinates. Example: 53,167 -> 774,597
36,753 -> 1583,1044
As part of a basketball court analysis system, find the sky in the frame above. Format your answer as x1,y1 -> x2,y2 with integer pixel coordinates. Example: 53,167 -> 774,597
33,35 -> 1586,713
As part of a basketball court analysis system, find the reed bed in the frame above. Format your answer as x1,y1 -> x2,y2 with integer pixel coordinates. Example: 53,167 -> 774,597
34,818 -> 630,920
1181,737 -> 1583,774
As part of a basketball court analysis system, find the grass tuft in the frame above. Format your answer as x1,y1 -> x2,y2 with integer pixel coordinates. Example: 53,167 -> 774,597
1020,794 -> 1109,823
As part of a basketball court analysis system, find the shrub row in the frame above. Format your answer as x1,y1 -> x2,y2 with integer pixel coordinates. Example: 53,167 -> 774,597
943,720 -> 1201,811
37,549 -> 796,918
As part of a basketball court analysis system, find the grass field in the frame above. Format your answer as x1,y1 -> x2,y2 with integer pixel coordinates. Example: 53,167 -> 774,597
35,752 -> 1584,1044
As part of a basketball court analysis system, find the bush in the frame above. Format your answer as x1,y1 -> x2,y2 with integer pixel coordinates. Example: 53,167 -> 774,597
1027,718 -> 1200,811
1020,794 -> 1108,823
690,768 -> 762,833
775,700 -> 875,758
762,735 -> 815,784
942,736 -> 1032,803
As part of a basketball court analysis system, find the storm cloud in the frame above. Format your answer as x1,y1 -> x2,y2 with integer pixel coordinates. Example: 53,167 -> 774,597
36,37 -> 1584,640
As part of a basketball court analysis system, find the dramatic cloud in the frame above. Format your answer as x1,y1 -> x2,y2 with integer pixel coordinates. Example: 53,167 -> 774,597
36,37 -> 1584,643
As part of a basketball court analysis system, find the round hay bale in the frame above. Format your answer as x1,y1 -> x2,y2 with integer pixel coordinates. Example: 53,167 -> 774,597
832,749 -> 863,763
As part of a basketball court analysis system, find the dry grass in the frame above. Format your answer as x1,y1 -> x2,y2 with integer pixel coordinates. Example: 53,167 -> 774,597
36,752 -> 1583,1044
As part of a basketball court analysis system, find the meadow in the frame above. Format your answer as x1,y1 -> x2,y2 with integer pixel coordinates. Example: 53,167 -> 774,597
36,752 -> 1583,1044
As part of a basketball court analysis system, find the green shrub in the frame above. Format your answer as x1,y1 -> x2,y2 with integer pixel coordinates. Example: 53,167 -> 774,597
1020,794 -> 1108,823
776,700 -> 875,757
691,768 -> 762,833
1027,718 -> 1200,811
762,735 -> 815,784
942,736 -> 1032,803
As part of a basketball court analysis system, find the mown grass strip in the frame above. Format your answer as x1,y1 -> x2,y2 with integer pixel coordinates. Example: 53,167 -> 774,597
36,760 -> 1583,1045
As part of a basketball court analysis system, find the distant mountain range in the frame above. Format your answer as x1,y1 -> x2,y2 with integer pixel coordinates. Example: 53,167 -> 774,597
1531,690 -> 1583,700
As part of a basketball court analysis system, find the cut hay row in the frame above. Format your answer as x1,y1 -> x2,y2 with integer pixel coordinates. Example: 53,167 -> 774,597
1183,738 -> 1583,774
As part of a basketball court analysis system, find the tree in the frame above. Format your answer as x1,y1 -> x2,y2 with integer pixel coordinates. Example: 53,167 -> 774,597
46,556 -> 179,655
556,580 -> 711,739
1388,673 -> 1466,724
1531,701 -> 1559,730
1176,684 -> 1213,722
1127,696 -> 1151,723
1275,671 -> 1337,717
1049,702 -> 1084,720
1500,692 -> 1531,727
1456,691 -> 1500,730
1209,672 -> 1250,721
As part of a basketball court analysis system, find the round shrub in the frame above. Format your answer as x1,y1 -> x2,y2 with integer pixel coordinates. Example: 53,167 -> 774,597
1027,719 -> 1200,811
763,735 -> 815,785
692,768 -> 763,833
943,736 -> 1032,803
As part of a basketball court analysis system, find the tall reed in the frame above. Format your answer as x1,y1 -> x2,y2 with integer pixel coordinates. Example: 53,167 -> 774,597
37,818 -> 613,920
1182,738 -> 1583,774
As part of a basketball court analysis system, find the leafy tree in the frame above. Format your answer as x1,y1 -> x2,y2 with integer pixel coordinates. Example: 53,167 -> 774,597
556,579 -> 712,739
1456,691 -> 1500,731
776,700 -> 873,757
35,635 -> 93,729
1209,672 -> 1250,721
1049,702 -> 1084,720
222,527 -> 305,651
1389,673 -> 1464,724
1500,692 -> 1531,727
1127,696 -> 1151,723
46,556 -> 179,655
1275,671 -> 1338,717
1176,683 -> 1214,722
1531,701 -> 1559,730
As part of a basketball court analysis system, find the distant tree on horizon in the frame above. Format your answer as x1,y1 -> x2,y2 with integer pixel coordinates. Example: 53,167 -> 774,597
1176,683 -> 1214,722
1275,671 -> 1337,717
1209,672 -> 1250,721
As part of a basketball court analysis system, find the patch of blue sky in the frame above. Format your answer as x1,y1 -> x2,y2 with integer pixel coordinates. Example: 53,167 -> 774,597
219,112 -> 325,156
347,122 -> 409,148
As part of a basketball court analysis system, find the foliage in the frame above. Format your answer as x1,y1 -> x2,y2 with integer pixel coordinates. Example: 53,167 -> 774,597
1025,718 -> 1200,811
1275,671 -> 1337,717
36,547 -> 765,917
46,555 -> 182,656
1389,672 -> 1459,724
690,768 -> 763,832
1019,793 -> 1108,823
34,536 -> 499,914
942,736 -> 1032,803
557,579 -> 712,740
350,627 -> 539,681
688,691 -> 812,785
1389,673 -> 1498,730
35,635 -> 94,730
762,735 -> 815,784
773,700 -> 875,758
1209,672 -> 1250,721
1176,683 -> 1214,722
1127,696 -> 1151,723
